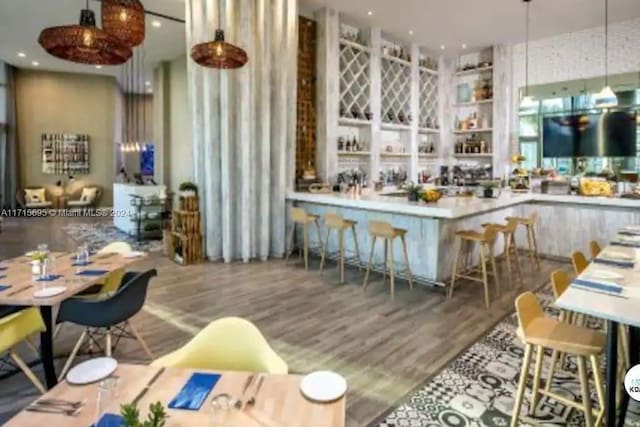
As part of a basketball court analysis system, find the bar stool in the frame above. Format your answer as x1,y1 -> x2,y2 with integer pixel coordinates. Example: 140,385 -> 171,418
481,218 -> 523,289
512,292 -> 605,427
362,220 -> 413,299
319,212 -> 363,284
571,250 -> 589,275
589,240 -> 602,259
507,212 -> 541,271
286,207 -> 322,270
448,225 -> 499,309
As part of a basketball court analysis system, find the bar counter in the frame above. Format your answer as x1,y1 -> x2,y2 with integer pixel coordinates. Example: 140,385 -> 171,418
287,190 -> 640,285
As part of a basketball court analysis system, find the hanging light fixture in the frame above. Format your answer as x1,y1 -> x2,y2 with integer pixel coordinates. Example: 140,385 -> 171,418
191,29 -> 248,69
519,0 -> 536,111
594,0 -> 618,108
101,0 -> 146,48
38,0 -> 132,65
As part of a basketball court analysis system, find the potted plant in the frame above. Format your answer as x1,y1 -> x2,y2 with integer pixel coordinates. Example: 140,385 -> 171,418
480,181 -> 499,198
121,401 -> 168,427
403,182 -> 423,202
178,182 -> 198,198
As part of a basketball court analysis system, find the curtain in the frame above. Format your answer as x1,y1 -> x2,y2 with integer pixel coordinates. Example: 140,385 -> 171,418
0,63 -> 19,208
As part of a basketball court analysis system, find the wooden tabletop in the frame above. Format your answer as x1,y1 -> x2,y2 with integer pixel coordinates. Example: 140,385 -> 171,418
556,243 -> 640,328
0,252 -> 145,307
4,364 -> 346,427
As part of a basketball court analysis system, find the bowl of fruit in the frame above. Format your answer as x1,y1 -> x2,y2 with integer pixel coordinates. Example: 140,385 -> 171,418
421,189 -> 443,203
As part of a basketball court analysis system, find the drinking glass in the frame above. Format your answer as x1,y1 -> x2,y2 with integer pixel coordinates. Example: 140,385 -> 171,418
95,377 -> 120,423
37,243 -> 49,254
210,393 -> 234,426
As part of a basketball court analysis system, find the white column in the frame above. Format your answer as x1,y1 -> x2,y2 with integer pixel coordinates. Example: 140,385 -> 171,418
493,44 -> 513,178
409,44 -> 420,181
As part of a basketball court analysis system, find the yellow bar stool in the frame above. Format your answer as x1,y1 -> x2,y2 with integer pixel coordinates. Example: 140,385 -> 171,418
362,220 -> 413,299
589,240 -> 602,259
448,225 -> 500,309
507,212 -> 541,271
512,292 -> 605,427
286,207 -> 322,270
571,250 -> 589,275
319,213 -> 363,284
482,218 -> 523,289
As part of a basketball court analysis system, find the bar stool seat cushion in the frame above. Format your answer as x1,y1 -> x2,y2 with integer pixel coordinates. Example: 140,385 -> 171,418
506,216 -> 534,225
522,317 -> 605,356
455,230 -> 487,241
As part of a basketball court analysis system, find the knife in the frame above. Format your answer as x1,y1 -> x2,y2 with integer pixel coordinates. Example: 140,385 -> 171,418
132,367 -> 166,406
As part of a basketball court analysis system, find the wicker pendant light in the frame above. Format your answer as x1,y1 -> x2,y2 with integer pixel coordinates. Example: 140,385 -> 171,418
101,0 -> 146,48
191,29 -> 248,69
38,1 -> 132,65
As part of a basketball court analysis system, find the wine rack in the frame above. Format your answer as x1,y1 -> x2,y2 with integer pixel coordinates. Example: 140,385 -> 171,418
381,55 -> 411,127
339,40 -> 371,122
419,66 -> 439,131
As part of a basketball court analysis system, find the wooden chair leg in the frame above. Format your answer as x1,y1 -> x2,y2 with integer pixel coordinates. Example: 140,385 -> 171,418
545,349 -> 560,392
53,323 -> 64,340
577,355 -> 595,427
10,351 -> 46,394
526,226 -> 537,271
285,223 -> 295,262
511,233 -> 523,287
59,329 -> 88,381
105,328 -> 112,357
314,220 -> 322,255
590,355 -> 605,426
449,238 -> 462,300
319,228 -> 330,273
504,234 -> 513,289
383,239 -> 388,286
351,226 -> 363,272
339,230 -> 345,284
128,321 -> 154,360
511,343 -> 533,427
488,245 -> 500,296
479,244 -> 490,309
619,325 -> 630,371
363,237 -> 376,292
529,345 -> 545,414
530,225 -> 541,270
400,235 -> 413,291
388,238 -> 395,300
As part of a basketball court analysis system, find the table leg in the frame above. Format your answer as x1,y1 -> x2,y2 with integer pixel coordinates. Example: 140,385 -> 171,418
39,306 -> 58,389
606,320 -> 618,427
617,326 -> 639,427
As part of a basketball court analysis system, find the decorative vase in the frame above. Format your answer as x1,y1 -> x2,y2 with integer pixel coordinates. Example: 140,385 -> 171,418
483,188 -> 494,198
31,260 -> 42,278
408,192 -> 419,202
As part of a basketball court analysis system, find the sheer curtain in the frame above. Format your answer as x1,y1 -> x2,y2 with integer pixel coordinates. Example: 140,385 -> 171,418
0,62 -> 18,208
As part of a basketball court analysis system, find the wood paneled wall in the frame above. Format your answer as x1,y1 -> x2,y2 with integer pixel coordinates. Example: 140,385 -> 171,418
296,16 -> 317,178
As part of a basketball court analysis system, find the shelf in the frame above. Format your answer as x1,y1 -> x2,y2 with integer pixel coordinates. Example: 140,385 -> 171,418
339,38 -> 371,52
337,151 -> 371,156
381,122 -> 411,131
418,153 -> 438,158
455,99 -> 493,107
382,54 -> 411,67
453,153 -> 493,158
419,66 -> 438,76
380,152 -> 411,157
419,127 -> 439,134
455,66 -> 494,77
338,117 -> 372,127
453,128 -> 493,134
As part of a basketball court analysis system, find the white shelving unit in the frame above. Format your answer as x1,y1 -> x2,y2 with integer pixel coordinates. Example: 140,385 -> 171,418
339,38 -> 372,122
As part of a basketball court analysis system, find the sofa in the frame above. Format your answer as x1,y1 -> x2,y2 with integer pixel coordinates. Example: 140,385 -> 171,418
67,185 -> 103,209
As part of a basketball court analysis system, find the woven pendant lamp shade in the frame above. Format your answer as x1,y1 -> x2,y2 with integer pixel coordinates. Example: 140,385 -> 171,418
38,8 -> 132,65
101,0 -> 146,48
191,30 -> 248,69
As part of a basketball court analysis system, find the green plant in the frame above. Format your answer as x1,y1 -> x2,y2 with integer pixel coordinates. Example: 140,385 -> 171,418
403,182 -> 423,196
121,401 -> 168,427
178,182 -> 198,194
479,180 -> 499,189
31,252 -> 47,263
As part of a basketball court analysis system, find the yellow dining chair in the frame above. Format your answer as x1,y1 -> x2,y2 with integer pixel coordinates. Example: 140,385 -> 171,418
589,241 -> 602,259
0,308 -> 47,393
571,251 -> 589,275
152,317 -> 288,374
98,241 -> 133,255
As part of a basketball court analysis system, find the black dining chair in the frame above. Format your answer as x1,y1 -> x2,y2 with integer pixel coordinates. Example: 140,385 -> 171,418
56,269 -> 157,380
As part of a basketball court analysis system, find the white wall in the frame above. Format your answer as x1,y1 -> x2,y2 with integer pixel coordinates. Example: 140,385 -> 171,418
168,56 -> 193,192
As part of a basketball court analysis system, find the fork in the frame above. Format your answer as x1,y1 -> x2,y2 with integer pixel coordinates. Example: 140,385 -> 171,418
26,405 -> 82,416
234,374 -> 255,409
35,398 -> 85,408
246,376 -> 265,408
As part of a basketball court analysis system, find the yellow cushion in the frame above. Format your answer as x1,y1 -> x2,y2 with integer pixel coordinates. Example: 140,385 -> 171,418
0,308 -> 46,354
152,317 -> 288,374
73,268 -> 126,300
25,188 -> 46,204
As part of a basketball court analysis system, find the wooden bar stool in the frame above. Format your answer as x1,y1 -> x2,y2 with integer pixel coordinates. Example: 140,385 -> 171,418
482,218 -> 523,289
507,212 -> 541,271
571,250 -> 589,275
589,240 -> 602,259
319,212 -> 363,284
286,207 -> 322,270
362,220 -> 413,299
512,292 -> 605,427
448,225 -> 499,309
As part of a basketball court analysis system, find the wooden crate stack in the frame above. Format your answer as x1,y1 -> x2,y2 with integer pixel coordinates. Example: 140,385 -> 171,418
167,196 -> 203,265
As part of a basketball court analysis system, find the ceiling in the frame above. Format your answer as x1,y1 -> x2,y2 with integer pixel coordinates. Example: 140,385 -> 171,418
0,0 -> 186,89
300,0 -> 640,52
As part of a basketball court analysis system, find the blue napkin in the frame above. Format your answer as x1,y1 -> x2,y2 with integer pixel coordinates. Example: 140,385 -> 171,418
71,261 -> 93,267
0,285 -> 10,292
93,413 -> 124,427
572,278 -> 623,295
611,240 -> 640,248
0,275 -> 6,280
0,266 -> 8,271
168,373 -> 221,411
76,270 -> 109,276
36,274 -> 62,282
593,258 -> 635,269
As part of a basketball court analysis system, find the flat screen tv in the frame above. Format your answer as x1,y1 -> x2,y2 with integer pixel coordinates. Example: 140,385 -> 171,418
542,111 -> 637,158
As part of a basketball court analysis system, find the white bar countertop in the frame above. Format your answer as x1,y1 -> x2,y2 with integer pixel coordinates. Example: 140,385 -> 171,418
287,191 -> 640,219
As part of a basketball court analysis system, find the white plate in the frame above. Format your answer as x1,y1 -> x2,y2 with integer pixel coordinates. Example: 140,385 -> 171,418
123,251 -> 145,258
584,269 -> 624,281
300,371 -> 347,403
66,357 -> 118,385
621,234 -> 640,242
626,225 -> 640,231
33,286 -> 66,298
602,251 -> 635,261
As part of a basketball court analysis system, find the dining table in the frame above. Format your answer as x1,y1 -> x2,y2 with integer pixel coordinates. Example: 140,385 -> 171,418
0,251 -> 146,389
3,364 -> 347,427
555,236 -> 640,427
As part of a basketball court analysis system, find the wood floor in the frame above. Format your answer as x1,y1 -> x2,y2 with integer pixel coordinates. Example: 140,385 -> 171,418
0,217 -> 564,426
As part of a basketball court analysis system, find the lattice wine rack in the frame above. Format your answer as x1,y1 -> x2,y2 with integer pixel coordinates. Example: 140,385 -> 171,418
381,56 -> 411,126
419,68 -> 438,130
339,41 -> 371,121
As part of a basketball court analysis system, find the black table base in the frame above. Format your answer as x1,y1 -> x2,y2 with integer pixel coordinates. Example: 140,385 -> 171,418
606,321 -> 640,427
39,306 -> 57,389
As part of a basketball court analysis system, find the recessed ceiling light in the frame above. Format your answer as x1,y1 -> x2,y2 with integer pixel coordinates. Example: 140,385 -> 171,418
95,65 -> 102,69
145,81 -> 151,86
409,30 -> 414,36
32,61 -> 39,66
152,20 -> 162,28
367,10 -> 373,16
440,45 -> 445,50
462,43 -> 467,49
17,52 -> 26,58
147,88 -> 153,93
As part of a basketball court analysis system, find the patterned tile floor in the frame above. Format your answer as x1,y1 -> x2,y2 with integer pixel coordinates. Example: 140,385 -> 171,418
61,222 -> 163,253
377,287 -> 640,427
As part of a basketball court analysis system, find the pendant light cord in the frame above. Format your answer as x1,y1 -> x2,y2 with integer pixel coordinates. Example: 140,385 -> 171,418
525,0 -> 530,97
604,0 -> 609,86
